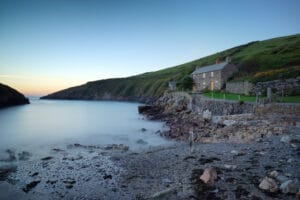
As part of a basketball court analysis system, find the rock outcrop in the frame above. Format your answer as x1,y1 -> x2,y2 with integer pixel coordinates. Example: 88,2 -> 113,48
0,83 -> 29,108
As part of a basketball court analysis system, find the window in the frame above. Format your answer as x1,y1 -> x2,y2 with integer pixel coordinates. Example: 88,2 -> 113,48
203,73 -> 206,78
211,72 -> 214,77
203,82 -> 206,85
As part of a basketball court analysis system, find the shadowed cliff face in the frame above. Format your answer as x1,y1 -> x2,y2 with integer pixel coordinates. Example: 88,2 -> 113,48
0,83 -> 29,108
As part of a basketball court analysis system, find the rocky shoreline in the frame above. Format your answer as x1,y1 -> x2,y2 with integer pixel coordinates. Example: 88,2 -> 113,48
0,130 -> 299,199
0,92 -> 300,199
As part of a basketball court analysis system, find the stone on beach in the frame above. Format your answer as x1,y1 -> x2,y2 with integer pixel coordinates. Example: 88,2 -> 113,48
279,180 -> 299,194
259,177 -> 278,193
199,167 -> 217,185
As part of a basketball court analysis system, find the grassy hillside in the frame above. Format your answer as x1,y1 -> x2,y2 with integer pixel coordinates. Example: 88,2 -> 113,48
42,34 -> 300,101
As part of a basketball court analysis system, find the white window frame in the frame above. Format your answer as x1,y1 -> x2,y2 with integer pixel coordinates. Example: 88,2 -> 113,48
202,73 -> 206,78
211,71 -> 214,77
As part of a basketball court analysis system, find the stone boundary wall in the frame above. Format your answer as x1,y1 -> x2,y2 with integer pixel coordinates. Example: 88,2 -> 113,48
226,81 -> 254,95
157,92 -> 300,116
191,95 -> 254,115
253,76 -> 300,95
225,77 -> 300,95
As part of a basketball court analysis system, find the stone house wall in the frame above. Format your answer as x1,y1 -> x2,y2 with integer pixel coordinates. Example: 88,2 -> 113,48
192,70 -> 222,91
220,64 -> 238,86
226,81 -> 254,95
192,63 -> 237,92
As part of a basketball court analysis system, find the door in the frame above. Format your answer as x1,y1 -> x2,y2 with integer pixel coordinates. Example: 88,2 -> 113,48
210,80 -> 214,91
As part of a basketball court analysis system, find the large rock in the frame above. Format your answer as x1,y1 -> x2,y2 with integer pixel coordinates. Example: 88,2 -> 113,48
199,167 -> 217,185
279,180 -> 299,194
259,177 -> 278,193
0,83 -> 29,108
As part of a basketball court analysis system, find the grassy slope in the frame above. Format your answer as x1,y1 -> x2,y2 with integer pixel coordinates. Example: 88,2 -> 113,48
42,34 -> 300,101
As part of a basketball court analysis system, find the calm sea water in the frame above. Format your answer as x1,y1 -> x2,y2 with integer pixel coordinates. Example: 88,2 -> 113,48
0,98 -> 171,151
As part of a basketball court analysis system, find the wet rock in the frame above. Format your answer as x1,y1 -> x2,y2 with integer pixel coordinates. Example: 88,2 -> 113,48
0,149 -> 16,162
46,179 -> 57,184
230,150 -> 239,155
103,174 -> 112,179
23,180 -> 41,192
224,164 -> 237,170
199,167 -> 217,185
30,172 -> 39,177
41,156 -> 53,161
269,170 -> 279,178
18,151 -> 31,161
136,139 -> 148,145
202,110 -> 212,121
0,164 -> 17,181
63,154 -> 83,161
63,178 -> 76,189
103,144 -> 129,151
150,187 -> 175,199
65,184 -> 73,189
280,136 -> 291,143
279,180 -> 299,194
259,177 -> 278,193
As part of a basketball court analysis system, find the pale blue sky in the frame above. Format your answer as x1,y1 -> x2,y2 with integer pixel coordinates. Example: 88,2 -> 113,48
0,0 -> 300,95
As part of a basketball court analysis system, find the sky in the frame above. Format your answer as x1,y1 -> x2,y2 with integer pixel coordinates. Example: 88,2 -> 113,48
0,0 -> 300,96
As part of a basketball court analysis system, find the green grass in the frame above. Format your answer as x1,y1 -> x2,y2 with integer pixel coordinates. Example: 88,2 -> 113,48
44,34 -> 300,101
202,91 -> 300,103
202,91 -> 257,102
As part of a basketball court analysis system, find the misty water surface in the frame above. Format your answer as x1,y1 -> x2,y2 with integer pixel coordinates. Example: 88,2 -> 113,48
0,98 -> 171,152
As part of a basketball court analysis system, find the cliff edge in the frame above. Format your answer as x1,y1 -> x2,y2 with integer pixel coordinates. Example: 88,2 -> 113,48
0,83 -> 30,108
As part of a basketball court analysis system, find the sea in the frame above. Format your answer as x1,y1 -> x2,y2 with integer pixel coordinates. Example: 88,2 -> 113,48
0,98 -> 171,153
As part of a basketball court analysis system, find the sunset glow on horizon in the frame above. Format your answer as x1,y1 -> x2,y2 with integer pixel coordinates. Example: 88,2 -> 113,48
1,0 -> 300,96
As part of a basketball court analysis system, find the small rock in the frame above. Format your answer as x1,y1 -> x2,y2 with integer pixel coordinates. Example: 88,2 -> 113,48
0,149 -> 16,162
230,150 -> 238,155
141,128 -> 147,132
63,178 -> 76,185
18,151 -> 31,161
287,158 -> 293,163
203,110 -> 212,121
280,136 -> 291,143
150,187 -> 175,199
199,167 -> 217,185
46,179 -> 57,184
269,170 -> 279,178
30,172 -> 39,177
41,156 -> 53,161
103,174 -> 112,179
22,180 -> 41,193
65,184 -> 73,189
279,180 -> 299,194
259,177 -> 278,193
0,164 -> 17,181
224,164 -> 237,170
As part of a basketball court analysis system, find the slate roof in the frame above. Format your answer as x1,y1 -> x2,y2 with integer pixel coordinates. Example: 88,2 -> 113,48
191,62 -> 228,75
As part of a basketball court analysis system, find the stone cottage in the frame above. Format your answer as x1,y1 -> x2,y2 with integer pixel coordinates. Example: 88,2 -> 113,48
191,57 -> 237,91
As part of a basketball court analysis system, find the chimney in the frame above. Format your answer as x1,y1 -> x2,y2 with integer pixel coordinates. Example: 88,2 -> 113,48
226,56 -> 231,63
215,59 -> 220,64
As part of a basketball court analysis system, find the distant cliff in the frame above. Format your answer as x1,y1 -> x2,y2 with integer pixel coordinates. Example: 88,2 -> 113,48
41,34 -> 300,102
0,83 -> 30,108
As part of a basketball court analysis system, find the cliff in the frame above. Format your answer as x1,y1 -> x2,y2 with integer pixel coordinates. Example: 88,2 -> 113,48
0,83 -> 30,108
41,34 -> 300,102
